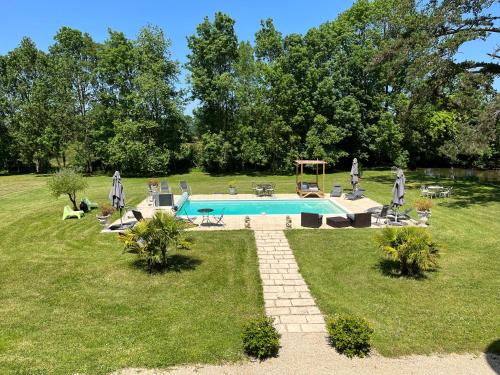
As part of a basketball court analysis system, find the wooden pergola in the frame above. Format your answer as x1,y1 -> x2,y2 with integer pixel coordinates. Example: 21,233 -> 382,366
295,160 -> 327,198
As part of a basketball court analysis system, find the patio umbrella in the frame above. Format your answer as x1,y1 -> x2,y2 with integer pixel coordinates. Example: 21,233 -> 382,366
109,171 -> 125,228
392,168 -> 405,223
350,158 -> 359,191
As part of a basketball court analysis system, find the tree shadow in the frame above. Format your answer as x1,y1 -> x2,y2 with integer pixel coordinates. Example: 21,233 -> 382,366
375,259 -> 435,280
486,340 -> 500,374
130,254 -> 202,274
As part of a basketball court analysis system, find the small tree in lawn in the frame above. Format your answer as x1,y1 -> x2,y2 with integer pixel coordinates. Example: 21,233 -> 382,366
119,212 -> 192,273
376,227 -> 440,276
47,169 -> 88,210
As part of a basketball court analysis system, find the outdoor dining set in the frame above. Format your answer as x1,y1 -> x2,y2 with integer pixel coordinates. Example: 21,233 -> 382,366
420,185 -> 453,198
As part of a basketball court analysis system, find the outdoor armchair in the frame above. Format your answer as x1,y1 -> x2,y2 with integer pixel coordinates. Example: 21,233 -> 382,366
347,212 -> 371,228
62,205 -> 84,220
300,212 -> 323,228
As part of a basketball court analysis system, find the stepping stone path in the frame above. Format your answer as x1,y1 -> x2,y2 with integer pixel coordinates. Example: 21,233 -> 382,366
254,230 -> 326,334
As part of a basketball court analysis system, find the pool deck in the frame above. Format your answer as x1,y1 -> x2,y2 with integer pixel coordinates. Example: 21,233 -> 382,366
103,193 -> 398,232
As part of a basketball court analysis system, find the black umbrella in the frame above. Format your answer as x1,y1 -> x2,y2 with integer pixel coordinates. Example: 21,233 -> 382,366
109,171 -> 125,228
350,158 -> 359,191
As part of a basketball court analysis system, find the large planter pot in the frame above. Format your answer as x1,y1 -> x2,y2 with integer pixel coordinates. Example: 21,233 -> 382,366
416,210 -> 431,225
228,187 -> 237,195
96,214 -> 112,227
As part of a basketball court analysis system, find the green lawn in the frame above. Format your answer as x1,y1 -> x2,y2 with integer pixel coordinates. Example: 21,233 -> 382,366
286,170 -> 500,356
0,174 -> 263,374
0,170 -> 498,372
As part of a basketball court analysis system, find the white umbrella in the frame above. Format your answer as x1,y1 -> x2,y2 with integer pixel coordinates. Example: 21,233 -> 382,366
109,171 -> 125,228
350,158 -> 359,191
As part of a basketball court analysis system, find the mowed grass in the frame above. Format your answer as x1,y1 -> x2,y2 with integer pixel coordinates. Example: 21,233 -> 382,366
287,170 -> 500,356
0,169 -> 499,372
0,174 -> 263,374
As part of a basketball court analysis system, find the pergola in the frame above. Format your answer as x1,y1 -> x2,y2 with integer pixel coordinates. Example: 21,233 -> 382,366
295,160 -> 327,198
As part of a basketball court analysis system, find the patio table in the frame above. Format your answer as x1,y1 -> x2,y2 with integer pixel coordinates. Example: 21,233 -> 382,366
427,185 -> 444,198
197,208 -> 214,224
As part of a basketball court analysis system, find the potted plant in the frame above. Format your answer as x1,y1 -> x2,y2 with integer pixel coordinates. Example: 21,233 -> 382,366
148,178 -> 159,191
414,199 -> 432,225
228,180 -> 237,195
97,203 -> 115,226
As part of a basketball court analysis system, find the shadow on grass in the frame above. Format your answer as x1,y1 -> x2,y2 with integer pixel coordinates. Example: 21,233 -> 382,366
375,259 -> 438,280
130,254 -> 202,274
486,340 -> 500,374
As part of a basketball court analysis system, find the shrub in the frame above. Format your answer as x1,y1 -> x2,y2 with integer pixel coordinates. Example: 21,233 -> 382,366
414,199 -> 433,211
47,168 -> 88,210
119,212 -> 191,273
326,314 -> 373,358
242,316 -> 280,360
376,227 -> 440,276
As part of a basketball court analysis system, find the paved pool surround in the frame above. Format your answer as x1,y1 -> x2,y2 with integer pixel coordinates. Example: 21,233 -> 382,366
104,193 -> 384,231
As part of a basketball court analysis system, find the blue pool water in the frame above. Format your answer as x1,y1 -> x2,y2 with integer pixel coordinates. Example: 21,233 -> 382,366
178,199 -> 348,216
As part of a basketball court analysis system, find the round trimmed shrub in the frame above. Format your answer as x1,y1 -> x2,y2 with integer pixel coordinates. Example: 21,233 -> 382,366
327,314 -> 373,358
242,316 -> 280,359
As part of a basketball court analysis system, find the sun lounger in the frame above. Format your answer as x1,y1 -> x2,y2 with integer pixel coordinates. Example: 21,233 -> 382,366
330,184 -> 343,197
81,197 -> 99,209
62,205 -> 84,220
179,181 -> 191,195
372,205 -> 389,224
160,181 -> 171,193
345,188 -> 365,200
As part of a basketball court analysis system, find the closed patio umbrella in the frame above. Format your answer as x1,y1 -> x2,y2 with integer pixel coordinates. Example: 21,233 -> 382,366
109,171 -> 125,228
392,168 -> 405,223
350,158 -> 359,191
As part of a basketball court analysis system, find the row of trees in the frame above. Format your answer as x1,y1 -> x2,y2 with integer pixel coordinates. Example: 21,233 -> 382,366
0,0 -> 499,175
0,25 -> 191,174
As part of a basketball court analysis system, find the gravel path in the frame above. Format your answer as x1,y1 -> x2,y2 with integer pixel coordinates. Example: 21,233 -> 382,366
112,333 -> 500,375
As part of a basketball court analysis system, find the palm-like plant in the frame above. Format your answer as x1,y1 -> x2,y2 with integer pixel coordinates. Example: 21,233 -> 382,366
119,212 -> 191,273
376,227 -> 439,276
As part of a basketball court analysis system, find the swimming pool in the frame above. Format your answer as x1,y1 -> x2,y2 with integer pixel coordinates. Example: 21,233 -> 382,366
178,199 -> 348,216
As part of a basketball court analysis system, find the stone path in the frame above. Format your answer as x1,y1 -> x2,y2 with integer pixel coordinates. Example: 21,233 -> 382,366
254,230 -> 326,333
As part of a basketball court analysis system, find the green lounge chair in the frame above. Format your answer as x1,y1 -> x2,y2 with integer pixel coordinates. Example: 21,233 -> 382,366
62,205 -> 84,220
81,197 -> 99,209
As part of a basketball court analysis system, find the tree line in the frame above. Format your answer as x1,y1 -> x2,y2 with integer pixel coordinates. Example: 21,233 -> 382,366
0,0 -> 498,175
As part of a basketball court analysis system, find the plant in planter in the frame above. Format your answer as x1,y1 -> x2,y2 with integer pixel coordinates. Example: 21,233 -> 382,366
228,180 -> 237,195
414,199 -> 433,224
97,203 -> 115,226
148,178 -> 159,190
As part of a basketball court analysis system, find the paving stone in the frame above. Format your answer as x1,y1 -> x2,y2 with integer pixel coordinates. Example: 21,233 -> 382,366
280,315 -> 308,324
291,298 -> 316,306
286,324 -> 302,333
306,315 -> 325,324
266,307 -> 290,316
275,299 -> 292,307
301,323 -> 326,333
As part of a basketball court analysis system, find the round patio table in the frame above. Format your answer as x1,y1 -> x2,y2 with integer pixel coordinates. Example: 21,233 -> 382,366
197,208 -> 214,224
427,185 -> 444,198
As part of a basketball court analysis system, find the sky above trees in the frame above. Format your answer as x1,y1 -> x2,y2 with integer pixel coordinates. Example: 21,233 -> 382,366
1,0 -> 498,112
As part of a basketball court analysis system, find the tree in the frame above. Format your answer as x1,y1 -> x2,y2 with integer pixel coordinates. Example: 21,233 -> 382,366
119,212 -> 192,273
187,12 -> 239,171
49,27 -> 98,171
376,227 -> 440,276
47,168 -> 88,210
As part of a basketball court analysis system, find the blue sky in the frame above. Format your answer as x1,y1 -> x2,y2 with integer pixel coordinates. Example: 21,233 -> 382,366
1,0 -> 498,114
